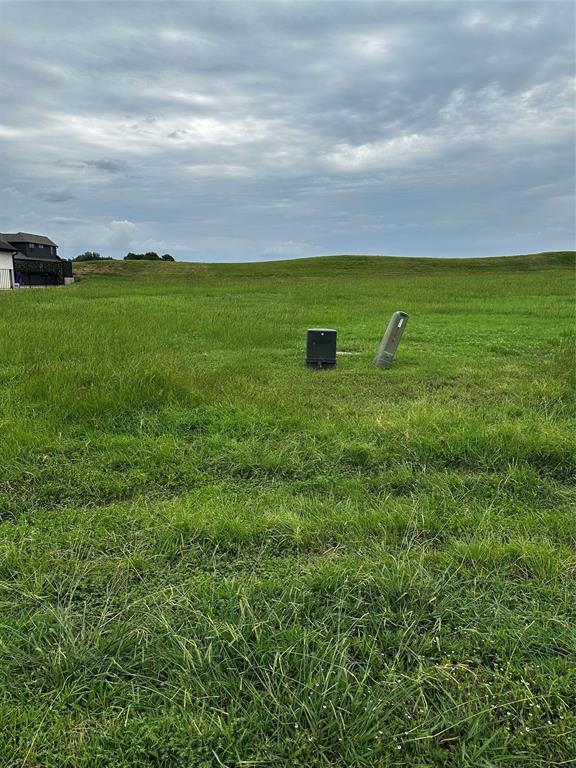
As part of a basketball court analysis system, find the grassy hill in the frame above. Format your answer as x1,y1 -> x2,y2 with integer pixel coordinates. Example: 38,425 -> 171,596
0,252 -> 575,766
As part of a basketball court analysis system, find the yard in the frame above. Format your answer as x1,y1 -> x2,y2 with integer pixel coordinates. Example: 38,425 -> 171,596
0,252 -> 574,767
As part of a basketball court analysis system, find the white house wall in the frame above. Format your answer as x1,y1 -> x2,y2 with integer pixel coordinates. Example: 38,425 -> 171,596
0,252 -> 14,289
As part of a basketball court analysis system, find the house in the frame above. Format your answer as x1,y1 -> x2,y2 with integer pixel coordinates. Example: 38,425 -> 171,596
0,237 -> 18,289
0,232 -> 73,287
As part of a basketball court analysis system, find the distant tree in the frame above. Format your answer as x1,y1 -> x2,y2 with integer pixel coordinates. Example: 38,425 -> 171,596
161,253 -> 175,261
73,251 -> 112,262
124,252 -> 162,260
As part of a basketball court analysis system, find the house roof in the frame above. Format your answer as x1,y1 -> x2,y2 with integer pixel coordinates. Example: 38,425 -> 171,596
2,232 -> 58,247
0,236 -> 18,253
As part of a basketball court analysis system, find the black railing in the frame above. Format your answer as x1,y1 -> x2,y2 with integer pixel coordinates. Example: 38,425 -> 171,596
14,258 -> 68,285
62,260 -> 74,277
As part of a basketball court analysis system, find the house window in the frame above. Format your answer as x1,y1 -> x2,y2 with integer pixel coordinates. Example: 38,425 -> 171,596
39,244 -> 44,249
29,243 -> 35,248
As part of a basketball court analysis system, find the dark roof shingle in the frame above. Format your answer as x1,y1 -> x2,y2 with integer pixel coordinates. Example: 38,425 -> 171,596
2,232 -> 58,247
0,237 -> 18,253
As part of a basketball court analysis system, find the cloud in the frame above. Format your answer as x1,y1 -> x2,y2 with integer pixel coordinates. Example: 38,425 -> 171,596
461,10 -> 543,32
324,77 -> 575,179
39,113 -> 279,155
186,164 -> 253,178
325,134 -> 442,171
84,159 -> 128,173
39,190 -> 76,203
0,0 -> 573,260
61,219 -> 138,254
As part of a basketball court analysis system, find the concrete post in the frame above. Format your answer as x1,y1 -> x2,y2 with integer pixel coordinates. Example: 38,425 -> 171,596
373,311 -> 409,369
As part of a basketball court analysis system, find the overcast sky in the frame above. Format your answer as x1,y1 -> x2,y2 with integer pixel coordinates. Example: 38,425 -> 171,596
0,1 -> 574,261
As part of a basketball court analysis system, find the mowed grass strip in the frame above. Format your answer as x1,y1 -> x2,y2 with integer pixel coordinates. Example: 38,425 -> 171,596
0,253 -> 574,767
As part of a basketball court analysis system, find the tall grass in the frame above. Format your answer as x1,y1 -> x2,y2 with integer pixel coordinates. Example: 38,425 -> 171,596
0,252 -> 574,766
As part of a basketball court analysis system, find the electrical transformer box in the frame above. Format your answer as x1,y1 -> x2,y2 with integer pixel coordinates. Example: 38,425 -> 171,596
306,328 -> 337,369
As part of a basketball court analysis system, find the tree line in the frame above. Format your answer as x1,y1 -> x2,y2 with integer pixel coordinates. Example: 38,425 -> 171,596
73,251 -> 175,262
125,252 -> 175,261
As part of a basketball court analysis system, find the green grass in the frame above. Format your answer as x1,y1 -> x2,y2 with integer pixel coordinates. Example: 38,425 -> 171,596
0,252 -> 574,767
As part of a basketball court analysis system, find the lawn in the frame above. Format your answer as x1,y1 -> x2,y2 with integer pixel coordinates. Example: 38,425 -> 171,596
0,252 -> 574,767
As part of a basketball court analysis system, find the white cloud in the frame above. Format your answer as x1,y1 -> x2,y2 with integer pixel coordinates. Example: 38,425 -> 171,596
61,220 -> 138,253
345,30 -> 398,59
0,125 -> 20,138
49,114 -> 275,153
187,164 -> 253,178
324,78 -> 575,174
325,134 -> 442,171
165,90 -> 218,107
158,28 -> 214,46
462,10 -> 543,32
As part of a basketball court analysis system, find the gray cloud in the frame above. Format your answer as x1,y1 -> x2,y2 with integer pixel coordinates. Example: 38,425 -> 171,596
84,159 -> 128,173
38,190 -> 76,203
0,1 -> 574,261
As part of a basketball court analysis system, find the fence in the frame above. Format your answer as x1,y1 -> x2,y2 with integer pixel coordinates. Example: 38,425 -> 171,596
0,269 -> 13,289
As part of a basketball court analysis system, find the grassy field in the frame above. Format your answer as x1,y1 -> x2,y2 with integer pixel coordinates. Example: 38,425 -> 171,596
0,252 -> 574,767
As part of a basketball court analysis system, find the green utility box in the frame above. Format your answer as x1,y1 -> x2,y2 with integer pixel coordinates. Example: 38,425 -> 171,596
306,328 -> 337,369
